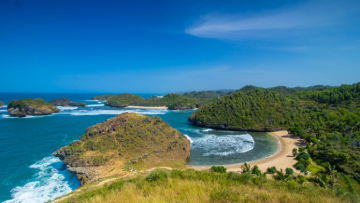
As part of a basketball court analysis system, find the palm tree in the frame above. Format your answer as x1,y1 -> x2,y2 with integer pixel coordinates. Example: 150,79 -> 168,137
273,169 -> 290,182
241,163 -> 251,173
316,173 -> 330,188
323,163 -> 338,187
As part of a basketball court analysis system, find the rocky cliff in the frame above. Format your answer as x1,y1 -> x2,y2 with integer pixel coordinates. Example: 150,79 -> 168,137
0,100 -> 4,106
7,98 -> 60,117
49,98 -> 87,107
53,113 -> 191,186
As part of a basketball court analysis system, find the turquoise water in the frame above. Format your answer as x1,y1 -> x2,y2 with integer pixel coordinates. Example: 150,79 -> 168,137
0,93 -> 279,203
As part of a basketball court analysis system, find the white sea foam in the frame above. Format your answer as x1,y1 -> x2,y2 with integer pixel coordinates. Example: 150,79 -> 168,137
57,106 -> 78,111
59,109 -> 167,116
86,104 -> 105,107
98,102 -> 101,103
1,105 -> 7,107
184,134 -> 193,143
0,109 -> 7,112
4,157 -> 80,203
202,129 -> 214,132
191,134 -> 255,156
0,114 -> 53,119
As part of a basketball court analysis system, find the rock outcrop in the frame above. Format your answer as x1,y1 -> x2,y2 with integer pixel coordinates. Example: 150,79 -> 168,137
53,113 -> 191,186
49,98 -> 87,107
7,98 -> 60,117
0,100 -> 5,106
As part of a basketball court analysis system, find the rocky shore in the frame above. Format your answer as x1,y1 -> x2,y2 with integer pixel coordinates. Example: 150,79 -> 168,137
49,98 -> 87,107
0,100 -> 4,106
53,113 -> 191,186
7,98 -> 60,117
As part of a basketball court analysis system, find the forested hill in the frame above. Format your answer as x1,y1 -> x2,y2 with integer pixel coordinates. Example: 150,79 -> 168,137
182,90 -> 233,98
188,82 -> 360,176
236,85 -> 333,94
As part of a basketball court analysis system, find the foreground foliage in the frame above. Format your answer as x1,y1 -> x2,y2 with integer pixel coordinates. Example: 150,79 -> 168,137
59,168 -> 357,203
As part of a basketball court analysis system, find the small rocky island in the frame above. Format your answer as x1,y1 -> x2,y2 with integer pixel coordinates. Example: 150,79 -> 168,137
53,113 -> 191,186
92,94 -> 114,101
7,98 -> 60,117
0,100 -> 5,106
49,98 -> 87,107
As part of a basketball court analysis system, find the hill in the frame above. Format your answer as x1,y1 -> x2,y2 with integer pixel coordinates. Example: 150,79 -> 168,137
53,113 -> 191,185
7,98 -> 60,117
92,94 -> 114,101
49,98 -> 87,107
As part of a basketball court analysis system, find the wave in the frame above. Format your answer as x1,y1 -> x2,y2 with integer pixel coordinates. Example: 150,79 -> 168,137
0,114 -> 53,119
184,134 -> 193,143
0,109 -> 7,112
1,105 -> 7,108
59,109 -> 168,116
202,129 -> 214,132
4,157 -> 80,203
57,106 -> 78,111
86,104 -> 105,107
191,134 -> 255,156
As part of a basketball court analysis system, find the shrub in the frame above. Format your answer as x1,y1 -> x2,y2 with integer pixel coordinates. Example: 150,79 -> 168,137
266,166 -> 277,174
252,165 -> 261,176
146,169 -> 168,182
299,147 -> 306,153
292,148 -> 298,156
286,168 -> 294,176
296,151 -> 310,161
210,166 -> 227,173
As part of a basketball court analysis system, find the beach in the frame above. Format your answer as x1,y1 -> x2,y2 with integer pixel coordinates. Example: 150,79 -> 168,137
188,130 -> 306,173
124,105 -> 168,109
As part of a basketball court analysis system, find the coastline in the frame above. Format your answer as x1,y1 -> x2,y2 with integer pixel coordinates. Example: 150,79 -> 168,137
124,105 -> 168,109
187,130 -> 306,173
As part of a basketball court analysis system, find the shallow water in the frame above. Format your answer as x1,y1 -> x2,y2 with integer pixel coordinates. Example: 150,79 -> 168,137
0,93 -> 279,202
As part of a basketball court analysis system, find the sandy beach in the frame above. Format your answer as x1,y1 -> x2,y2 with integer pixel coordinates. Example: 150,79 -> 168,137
188,130 -> 306,173
124,106 -> 168,109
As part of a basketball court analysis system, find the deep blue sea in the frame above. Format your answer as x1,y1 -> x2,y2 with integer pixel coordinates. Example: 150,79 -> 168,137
0,93 -> 279,203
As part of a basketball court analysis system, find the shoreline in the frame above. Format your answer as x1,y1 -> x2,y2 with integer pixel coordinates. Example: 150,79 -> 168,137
124,105 -> 168,109
187,130 -> 306,173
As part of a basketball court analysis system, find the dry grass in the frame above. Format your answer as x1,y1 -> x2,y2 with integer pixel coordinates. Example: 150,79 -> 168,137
59,169 -> 356,203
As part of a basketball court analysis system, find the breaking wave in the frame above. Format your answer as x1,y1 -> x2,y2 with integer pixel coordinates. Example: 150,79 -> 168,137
59,109 -> 168,116
4,157 -> 80,203
184,134 -> 193,143
86,104 -> 105,107
191,134 -> 254,156
57,106 -> 78,111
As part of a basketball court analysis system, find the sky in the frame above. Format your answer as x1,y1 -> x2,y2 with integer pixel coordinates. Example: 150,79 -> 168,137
0,0 -> 359,93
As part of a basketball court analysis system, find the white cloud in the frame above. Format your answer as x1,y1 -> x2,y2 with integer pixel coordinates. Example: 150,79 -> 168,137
185,0 -> 358,40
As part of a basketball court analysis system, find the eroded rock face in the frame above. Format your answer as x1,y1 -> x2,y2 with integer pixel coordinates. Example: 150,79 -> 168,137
49,98 -> 87,107
53,113 -> 191,186
0,100 -> 5,106
7,99 -> 60,117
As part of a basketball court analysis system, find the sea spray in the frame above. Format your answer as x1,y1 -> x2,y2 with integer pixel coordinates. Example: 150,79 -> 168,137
4,157 -> 80,203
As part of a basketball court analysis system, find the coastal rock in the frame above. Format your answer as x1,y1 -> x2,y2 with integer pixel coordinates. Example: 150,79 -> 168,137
7,98 -> 60,117
49,98 -> 87,107
53,113 -> 191,186
0,100 -> 5,106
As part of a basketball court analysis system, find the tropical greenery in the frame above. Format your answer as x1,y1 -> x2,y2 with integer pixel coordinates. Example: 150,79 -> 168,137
58,167 -> 358,203
92,94 -> 114,101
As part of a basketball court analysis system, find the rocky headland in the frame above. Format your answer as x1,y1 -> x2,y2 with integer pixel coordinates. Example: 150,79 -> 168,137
0,100 -> 5,106
53,113 -> 191,186
7,98 -> 60,117
49,98 -> 87,107
92,94 -> 114,101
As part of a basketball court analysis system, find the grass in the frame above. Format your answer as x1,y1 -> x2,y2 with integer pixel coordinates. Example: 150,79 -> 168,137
58,169 -> 357,203
307,158 -> 325,174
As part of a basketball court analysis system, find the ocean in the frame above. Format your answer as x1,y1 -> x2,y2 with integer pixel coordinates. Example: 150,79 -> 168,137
0,93 -> 279,203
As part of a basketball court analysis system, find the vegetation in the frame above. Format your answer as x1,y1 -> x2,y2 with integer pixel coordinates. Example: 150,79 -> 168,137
58,167 -> 358,203
53,113 -> 191,185
92,94 -> 115,101
236,85 -> 334,94
7,98 -> 59,116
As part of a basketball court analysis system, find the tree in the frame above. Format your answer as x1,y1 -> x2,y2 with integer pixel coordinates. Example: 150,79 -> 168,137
252,165 -> 261,176
286,168 -> 294,176
241,163 -> 251,173
292,148 -> 298,157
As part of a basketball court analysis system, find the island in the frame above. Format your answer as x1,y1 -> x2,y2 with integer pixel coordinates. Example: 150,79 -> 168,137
49,98 -> 87,107
53,112 -> 191,186
7,98 -> 60,117
92,94 -> 114,101
0,100 -> 4,106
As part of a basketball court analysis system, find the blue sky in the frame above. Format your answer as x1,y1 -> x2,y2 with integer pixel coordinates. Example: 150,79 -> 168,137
0,0 -> 359,93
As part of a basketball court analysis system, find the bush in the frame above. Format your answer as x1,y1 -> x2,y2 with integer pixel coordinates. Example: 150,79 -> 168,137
252,165 -> 261,176
296,151 -> 310,161
286,168 -> 294,176
292,148 -> 298,157
146,169 -> 168,182
299,147 -> 306,153
266,166 -> 277,174
210,166 -> 227,173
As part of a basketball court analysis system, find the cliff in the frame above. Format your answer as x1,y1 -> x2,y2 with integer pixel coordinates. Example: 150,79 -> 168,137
7,98 -> 60,117
49,98 -> 87,107
53,113 -> 191,186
